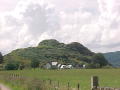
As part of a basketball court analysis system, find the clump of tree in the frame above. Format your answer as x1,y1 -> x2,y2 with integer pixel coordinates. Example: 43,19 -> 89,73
4,60 -> 32,70
92,53 -> 108,67
0,52 -> 3,64
0,52 -> 4,70
84,53 -> 109,68
31,59 -> 39,68
4,61 -> 19,70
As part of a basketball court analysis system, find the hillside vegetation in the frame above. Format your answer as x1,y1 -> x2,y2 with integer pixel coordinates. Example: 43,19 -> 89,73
104,51 -> 120,67
0,52 -> 3,63
3,39 -> 109,69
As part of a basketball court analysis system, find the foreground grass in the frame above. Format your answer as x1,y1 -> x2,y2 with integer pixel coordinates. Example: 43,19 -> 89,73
0,80 -> 23,90
1,69 -> 120,90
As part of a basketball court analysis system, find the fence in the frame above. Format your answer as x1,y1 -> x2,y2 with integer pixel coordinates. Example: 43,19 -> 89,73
0,73 -> 120,90
91,76 -> 120,90
0,73 -> 81,90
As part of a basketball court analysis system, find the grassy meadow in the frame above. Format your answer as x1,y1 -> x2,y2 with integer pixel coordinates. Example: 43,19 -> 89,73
0,69 -> 120,90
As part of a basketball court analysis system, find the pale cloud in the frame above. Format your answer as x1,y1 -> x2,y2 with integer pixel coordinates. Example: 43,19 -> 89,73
0,0 -> 120,54
0,0 -> 59,54
97,0 -> 120,46
53,0 -> 120,52
0,0 -> 18,13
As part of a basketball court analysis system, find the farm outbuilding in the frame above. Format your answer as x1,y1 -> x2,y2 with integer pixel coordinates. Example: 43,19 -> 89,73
44,63 -> 51,69
60,65 -> 73,69
44,62 -> 73,69
44,62 -> 59,69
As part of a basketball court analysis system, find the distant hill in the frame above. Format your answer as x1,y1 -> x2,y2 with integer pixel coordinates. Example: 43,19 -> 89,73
104,51 -> 120,67
4,39 -> 109,68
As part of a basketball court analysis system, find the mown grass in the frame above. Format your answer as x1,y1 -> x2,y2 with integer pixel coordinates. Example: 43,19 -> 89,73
1,69 -> 120,90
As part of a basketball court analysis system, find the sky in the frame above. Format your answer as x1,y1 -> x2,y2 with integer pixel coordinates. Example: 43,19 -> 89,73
0,0 -> 120,54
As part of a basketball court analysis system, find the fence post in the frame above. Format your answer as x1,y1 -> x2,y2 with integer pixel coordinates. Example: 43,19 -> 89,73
49,80 -> 52,85
77,83 -> 80,90
91,76 -> 99,90
68,82 -> 70,90
58,81 -> 59,88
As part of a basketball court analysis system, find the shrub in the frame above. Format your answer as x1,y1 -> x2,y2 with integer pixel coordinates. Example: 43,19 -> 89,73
4,61 -> 20,70
31,60 -> 39,68
0,52 -> 3,64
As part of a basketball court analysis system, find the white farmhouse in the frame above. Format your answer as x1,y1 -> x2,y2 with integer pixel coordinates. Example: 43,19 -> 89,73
57,64 -> 61,69
60,65 -> 66,69
51,62 -> 58,66
44,62 -> 73,69
60,64 -> 73,69
66,65 -> 73,69
83,64 -> 86,68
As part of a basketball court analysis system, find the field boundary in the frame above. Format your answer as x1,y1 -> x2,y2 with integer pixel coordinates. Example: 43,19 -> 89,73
0,73 -> 81,90
91,76 -> 120,90
1,72 -> 120,90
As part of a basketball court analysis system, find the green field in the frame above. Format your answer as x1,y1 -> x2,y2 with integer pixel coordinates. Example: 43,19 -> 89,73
0,69 -> 120,90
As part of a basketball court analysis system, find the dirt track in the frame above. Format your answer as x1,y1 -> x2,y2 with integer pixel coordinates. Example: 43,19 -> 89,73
0,84 -> 11,90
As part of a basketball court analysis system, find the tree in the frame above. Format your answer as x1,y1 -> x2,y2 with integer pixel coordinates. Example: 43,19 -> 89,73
31,60 -> 39,68
4,61 -> 19,70
0,52 -> 3,64
92,53 -> 108,67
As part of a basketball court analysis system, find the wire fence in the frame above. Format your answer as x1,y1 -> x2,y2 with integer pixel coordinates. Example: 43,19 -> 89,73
0,73 -> 80,90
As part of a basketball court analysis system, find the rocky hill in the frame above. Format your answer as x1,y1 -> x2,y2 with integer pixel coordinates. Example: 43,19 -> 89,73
4,39 -> 109,69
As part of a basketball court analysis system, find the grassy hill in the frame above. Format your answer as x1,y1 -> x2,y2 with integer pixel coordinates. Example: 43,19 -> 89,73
104,51 -> 120,67
3,39 -> 109,69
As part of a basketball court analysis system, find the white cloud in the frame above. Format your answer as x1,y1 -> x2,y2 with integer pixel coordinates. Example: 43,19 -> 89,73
0,0 -> 18,13
53,0 -> 120,53
0,0 -> 120,54
0,0 -> 59,54
97,0 -> 120,46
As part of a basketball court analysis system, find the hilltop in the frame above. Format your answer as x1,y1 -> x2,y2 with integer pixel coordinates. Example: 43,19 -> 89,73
3,39 -> 109,69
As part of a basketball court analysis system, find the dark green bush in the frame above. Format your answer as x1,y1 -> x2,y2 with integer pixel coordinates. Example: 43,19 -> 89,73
4,61 -> 20,70
31,60 -> 39,68
0,52 -> 3,64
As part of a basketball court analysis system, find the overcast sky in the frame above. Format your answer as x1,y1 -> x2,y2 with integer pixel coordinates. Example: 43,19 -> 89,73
0,0 -> 120,54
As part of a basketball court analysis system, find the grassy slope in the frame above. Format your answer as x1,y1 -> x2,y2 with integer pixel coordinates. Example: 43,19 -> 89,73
1,69 -> 120,90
